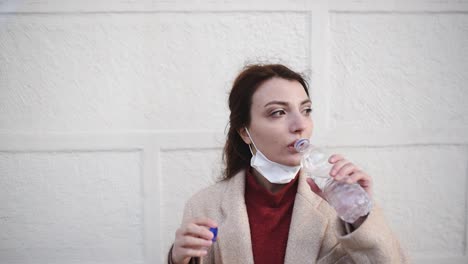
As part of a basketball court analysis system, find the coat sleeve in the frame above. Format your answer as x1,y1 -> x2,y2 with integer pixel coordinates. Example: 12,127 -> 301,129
317,205 -> 409,264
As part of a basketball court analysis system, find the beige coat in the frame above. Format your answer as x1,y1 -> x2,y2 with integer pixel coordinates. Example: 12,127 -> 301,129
169,170 -> 408,264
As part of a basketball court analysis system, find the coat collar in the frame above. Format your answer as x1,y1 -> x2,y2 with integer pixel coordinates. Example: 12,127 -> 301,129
284,172 -> 328,263
218,170 -> 327,264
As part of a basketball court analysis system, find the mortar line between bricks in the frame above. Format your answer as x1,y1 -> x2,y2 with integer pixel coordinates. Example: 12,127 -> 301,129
329,10 -> 468,14
1,10 -> 468,15
306,10 -> 312,81
315,144 -> 468,151
2,145 -> 467,152
138,149 -> 147,263
0,148 -> 143,153
155,147 -> 163,263
0,10 -> 311,15
464,151 -> 468,256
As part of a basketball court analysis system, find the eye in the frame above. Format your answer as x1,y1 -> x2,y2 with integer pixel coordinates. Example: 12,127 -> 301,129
303,107 -> 313,115
271,109 -> 286,117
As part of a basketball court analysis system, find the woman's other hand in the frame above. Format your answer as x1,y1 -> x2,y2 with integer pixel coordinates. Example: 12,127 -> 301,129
171,217 -> 218,264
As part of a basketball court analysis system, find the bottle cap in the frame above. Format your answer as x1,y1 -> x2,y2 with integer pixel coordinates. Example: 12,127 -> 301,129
294,138 -> 310,152
209,227 -> 218,242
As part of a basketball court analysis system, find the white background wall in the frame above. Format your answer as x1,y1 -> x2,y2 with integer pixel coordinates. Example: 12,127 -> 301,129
0,0 -> 467,263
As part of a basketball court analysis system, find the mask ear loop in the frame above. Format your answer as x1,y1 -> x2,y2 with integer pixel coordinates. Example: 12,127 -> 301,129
244,127 -> 257,156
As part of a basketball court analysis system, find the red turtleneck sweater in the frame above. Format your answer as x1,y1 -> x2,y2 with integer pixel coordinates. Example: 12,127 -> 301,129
245,168 -> 299,264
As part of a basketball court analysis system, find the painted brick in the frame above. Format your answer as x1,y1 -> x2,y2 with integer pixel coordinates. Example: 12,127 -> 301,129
0,13 -> 309,132
0,151 -> 143,263
329,13 -> 468,130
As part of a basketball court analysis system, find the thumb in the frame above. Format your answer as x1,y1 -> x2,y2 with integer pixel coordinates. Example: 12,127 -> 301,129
306,178 -> 325,200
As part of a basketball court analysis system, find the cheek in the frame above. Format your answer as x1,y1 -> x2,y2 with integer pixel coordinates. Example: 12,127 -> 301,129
307,119 -> 314,134
258,131 -> 283,154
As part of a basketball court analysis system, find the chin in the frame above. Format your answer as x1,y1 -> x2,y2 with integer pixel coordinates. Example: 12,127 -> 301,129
282,159 -> 301,167
271,153 -> 301,166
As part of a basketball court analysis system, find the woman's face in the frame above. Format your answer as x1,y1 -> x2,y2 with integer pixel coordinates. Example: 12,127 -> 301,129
240,77 -> 313,166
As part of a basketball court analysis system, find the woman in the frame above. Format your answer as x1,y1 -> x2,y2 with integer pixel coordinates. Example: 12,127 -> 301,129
168,64 -> 407,264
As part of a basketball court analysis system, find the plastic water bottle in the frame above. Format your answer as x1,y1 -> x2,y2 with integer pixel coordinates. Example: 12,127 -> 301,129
294,139 -> 372,223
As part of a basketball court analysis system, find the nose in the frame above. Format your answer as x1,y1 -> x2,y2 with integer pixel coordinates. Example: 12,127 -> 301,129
289,112 -> 309,134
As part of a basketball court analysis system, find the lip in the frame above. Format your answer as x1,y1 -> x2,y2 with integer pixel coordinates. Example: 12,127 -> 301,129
288,139 -> 300,148
287,140 -> 301,152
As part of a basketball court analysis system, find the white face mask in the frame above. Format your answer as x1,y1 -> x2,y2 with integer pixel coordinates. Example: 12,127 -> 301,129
245,128 -> 301,184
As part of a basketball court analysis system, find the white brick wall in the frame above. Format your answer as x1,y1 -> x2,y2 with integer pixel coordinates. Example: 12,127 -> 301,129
0,1 -> 467,263
0,151 -> 144,263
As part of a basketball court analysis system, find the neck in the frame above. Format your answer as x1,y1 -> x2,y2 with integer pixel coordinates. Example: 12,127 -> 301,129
251,168 -> 286,193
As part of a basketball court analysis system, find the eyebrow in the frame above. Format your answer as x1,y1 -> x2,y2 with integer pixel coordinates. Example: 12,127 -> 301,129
264,99 -> 312,107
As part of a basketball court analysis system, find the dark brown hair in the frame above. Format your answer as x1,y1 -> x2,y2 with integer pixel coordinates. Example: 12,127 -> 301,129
222,64 -> 310,180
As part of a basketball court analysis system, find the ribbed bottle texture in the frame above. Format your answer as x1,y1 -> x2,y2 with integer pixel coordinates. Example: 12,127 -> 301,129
294,139 -> 372,223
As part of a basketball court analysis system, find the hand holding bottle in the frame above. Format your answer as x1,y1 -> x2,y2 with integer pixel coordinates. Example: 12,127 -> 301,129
295,139 -> 373,224
306,153 -> 373,199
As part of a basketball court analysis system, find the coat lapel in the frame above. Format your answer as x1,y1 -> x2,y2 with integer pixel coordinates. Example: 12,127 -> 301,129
216,171 -> 328,264
284,173 -> 328,264
218,171 -> 254,264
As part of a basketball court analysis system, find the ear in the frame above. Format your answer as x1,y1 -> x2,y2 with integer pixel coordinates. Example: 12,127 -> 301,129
238,127 -> 252,145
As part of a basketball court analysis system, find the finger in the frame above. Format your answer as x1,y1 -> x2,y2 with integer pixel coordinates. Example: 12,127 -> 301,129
183,223 -> 214,240
192,217 -> 218,228
335,163 -> 358,181
328,154 -> 344,164
178,236 -> 213,248
346,171 -> 372,190
347,171 -> 373,197
306,178 -> 324,199
346,171 -> 371,185
178,247 -> 208,258
329,159 -> 349,177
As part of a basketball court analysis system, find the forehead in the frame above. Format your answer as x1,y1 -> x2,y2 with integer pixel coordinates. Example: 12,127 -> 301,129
252,77 -> 308,106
